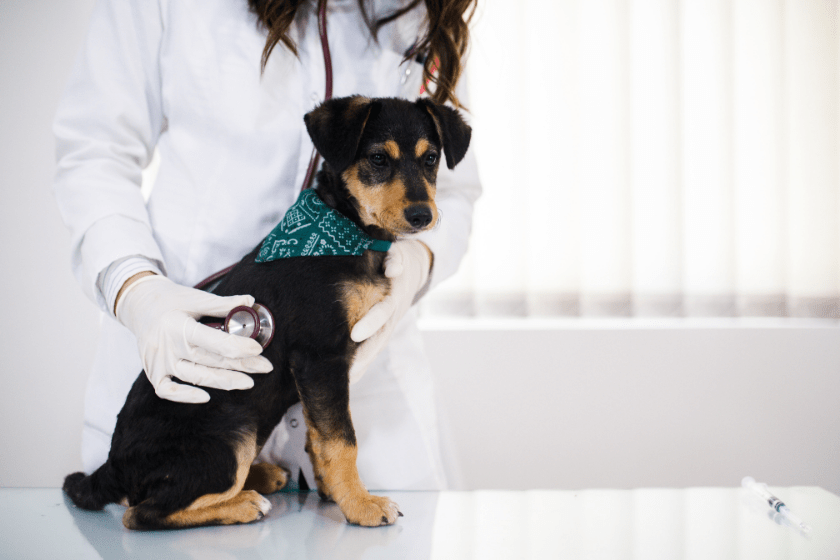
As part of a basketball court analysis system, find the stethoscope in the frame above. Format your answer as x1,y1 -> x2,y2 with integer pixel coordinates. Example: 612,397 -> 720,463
203,304 -> 276,349
196,0 -> 336,349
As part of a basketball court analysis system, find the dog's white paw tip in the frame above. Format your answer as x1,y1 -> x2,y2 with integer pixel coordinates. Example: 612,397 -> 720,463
257,495 -> 272,516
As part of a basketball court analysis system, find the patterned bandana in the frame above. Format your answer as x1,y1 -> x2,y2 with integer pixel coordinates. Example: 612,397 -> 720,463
256,189 -> 392,262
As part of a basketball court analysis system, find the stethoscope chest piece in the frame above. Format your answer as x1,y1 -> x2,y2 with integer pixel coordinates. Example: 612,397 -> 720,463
209,304 -> 275,349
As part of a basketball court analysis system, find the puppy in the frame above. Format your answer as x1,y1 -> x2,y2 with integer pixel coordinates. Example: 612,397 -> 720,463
63,95 -> 471,529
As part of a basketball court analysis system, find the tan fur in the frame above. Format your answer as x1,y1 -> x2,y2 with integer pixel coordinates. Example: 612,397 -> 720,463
383,140 -> 401,159
348,96 -> 371,111
340,275 -> 389,330
415,138 -> 431,158
423,107 -> 444,151
341,136 -> 441,234
185,433 -> 257,511
342,165 -> 414,234
346,96 -> 372,137
243,463 -> 289,495
305,425 -> 400,526
154,490 -> 268,528
123,433 -> 261,529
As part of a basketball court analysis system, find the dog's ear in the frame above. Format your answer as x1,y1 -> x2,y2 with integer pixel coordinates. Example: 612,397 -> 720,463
417,99 -> 472,169
304,96 -> 375,171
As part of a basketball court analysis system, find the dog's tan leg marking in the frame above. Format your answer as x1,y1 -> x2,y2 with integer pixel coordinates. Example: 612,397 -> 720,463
340,275 -> 390,331
182,432 -> 257,511
305,426 -> 331,500
122,433 -> 270,529
243,463 -> 290,495
306,425 -> 400,526
154,490 -> 271,528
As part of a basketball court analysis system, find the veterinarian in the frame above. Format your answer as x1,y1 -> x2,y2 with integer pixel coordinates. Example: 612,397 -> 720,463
53,0 -> 480,492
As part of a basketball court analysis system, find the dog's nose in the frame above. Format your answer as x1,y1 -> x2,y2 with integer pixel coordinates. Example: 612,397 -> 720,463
405,205 -> 433,229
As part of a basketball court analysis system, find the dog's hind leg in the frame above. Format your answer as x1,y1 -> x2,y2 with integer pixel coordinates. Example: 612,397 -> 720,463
243,463 -> 290,495
122,433 -> 271,530
123,490 -> 271,530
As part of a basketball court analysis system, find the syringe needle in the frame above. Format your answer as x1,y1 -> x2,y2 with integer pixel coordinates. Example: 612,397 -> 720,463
742,476 -> 812,534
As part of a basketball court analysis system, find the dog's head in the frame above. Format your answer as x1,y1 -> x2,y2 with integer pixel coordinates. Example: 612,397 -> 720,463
304,96 -> 471,238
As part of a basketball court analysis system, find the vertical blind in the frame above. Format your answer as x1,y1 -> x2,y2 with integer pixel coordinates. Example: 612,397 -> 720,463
422,0 -> 840,318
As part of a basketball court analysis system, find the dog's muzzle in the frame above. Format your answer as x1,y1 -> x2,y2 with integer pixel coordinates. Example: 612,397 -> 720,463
404,204 -> 434,230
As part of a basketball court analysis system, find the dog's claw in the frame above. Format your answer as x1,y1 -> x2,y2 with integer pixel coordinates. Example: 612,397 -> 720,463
398,511 -> 404,517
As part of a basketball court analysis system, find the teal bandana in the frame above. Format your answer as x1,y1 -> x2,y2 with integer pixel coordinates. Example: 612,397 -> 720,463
256,189 -> 392,262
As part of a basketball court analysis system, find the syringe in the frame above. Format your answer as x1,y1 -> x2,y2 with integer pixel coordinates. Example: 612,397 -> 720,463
742,476 -> 812,534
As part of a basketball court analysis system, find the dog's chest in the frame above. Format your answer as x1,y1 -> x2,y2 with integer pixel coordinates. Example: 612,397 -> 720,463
338,251 -> 390,330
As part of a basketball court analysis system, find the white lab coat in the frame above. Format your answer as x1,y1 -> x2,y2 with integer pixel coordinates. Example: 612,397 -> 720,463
53,0 -> 480,490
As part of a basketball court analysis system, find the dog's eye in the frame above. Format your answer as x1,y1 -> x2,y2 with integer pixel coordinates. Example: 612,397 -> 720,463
369,153 -> 388,167
425,153 -> 438,167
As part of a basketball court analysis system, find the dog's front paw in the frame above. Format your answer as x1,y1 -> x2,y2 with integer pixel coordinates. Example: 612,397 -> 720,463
341,494 -> 401,527
240,490 -> 273,523
229,490 -> 273,524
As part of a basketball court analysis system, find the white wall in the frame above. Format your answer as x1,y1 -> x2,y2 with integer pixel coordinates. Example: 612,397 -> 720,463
1,2 -> 838,497
423,319 -> 840,495
0,0 -> 100,488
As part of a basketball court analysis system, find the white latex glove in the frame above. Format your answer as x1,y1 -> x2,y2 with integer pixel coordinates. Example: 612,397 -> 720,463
115,274 -> 273,403
349,239 -> 432,383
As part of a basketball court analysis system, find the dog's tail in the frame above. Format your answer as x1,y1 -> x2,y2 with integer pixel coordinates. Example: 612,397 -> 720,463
63,464 -> 123,511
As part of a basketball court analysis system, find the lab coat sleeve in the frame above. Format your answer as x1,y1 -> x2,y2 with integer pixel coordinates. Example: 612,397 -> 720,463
416,77 -> 482,290
53,0 -> 167,312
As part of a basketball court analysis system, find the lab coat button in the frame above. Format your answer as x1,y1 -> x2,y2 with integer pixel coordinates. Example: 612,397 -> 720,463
290,418 -> 299,428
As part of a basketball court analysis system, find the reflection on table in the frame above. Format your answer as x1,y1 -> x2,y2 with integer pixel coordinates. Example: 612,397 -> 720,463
0,486 -> 837,559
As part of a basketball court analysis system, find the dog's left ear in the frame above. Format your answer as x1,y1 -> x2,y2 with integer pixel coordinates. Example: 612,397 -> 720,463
304,96 -> 375,171
417,99 -> 472,169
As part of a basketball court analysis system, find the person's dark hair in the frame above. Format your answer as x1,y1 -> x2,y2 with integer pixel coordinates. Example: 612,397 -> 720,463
247,0 -> 477,107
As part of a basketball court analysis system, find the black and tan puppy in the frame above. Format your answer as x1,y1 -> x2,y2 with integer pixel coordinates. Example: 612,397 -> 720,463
63,96 -> 471,529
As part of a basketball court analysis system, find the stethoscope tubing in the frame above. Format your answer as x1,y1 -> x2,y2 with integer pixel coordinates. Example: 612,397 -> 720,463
195,0 -> 334,345
300,0 -> 334,192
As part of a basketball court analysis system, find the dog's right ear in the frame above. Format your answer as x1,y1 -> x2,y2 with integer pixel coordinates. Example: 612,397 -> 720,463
304,96 -> 375,171
416,99 -> 472,169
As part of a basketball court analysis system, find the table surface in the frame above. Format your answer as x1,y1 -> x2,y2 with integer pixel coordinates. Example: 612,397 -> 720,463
0,487 -> 837,560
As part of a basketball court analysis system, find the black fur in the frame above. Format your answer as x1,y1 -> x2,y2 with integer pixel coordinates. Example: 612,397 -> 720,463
63,96 -> 471,529
416,98 -> 471,169
305,96 -> 375,172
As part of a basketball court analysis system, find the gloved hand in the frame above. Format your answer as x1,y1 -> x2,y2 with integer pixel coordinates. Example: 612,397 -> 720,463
349,239 -> 432,383
115,274 -> 273,403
